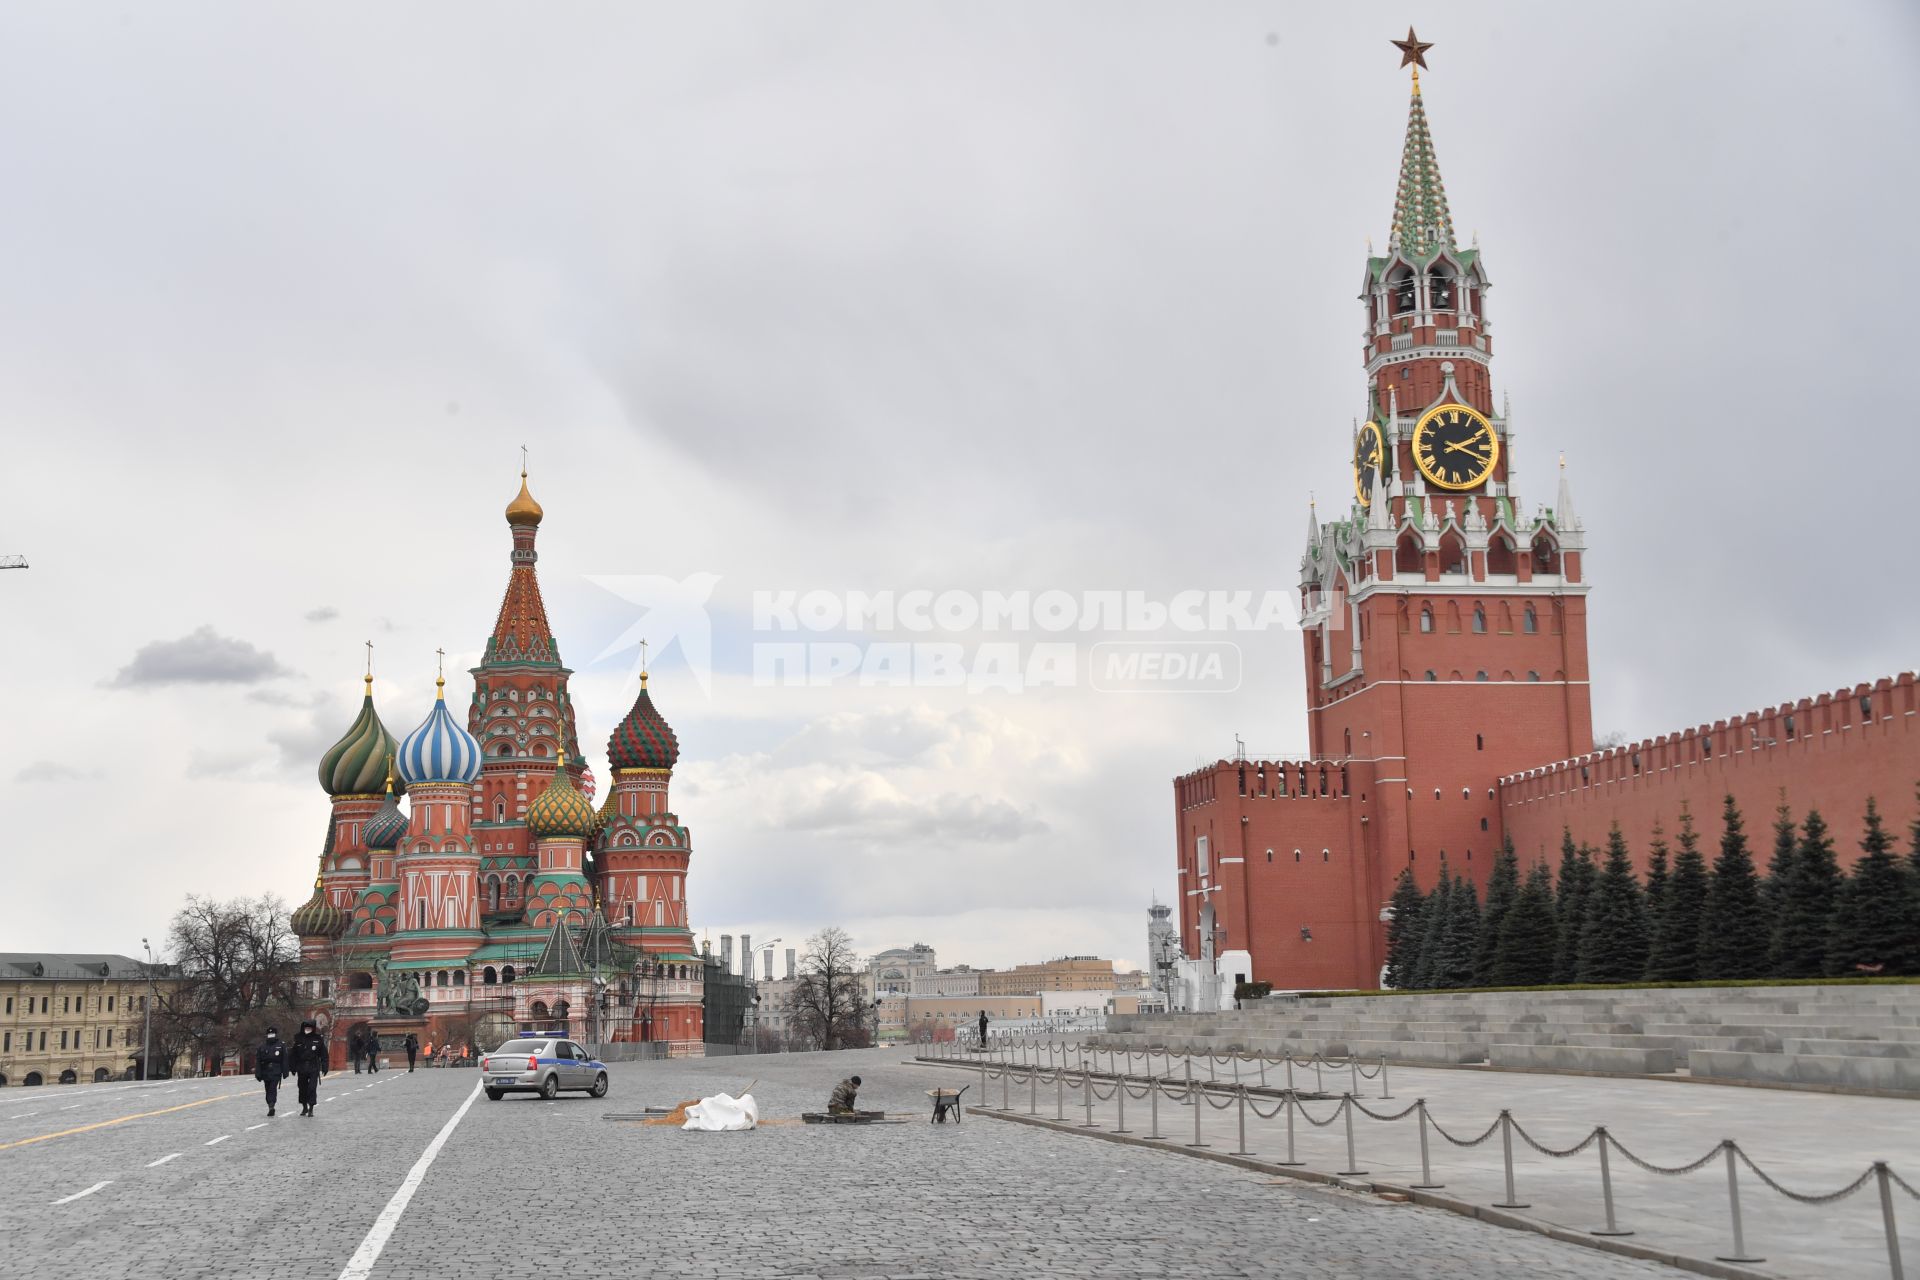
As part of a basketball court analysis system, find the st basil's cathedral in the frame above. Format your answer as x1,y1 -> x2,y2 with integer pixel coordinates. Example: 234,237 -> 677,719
289,473 -> 708,1064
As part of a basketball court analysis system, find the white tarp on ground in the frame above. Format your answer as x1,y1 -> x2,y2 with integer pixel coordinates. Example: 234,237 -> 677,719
681,1091 -> 758,1131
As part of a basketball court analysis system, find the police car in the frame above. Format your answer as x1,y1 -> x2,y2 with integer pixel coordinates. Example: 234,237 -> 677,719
479,1032 -> 609,1101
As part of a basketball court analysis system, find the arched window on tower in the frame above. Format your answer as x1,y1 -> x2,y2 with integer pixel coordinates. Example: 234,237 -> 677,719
483,967 -> 497,985
494,798 -> 506,821
1439,529 -> 1467,575
1390,265 -> 1416,315
1430,263 -> 1455,310
1531,533 -> 1562,576
1524,605 -> 1538,634
1486,531 -> 1517,576
1420,606 -> 1434,634
1473,606 -> 1487,634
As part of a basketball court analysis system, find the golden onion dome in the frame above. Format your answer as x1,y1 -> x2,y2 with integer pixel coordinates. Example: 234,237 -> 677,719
505,470 -> 544,527
526,752 -> 597,839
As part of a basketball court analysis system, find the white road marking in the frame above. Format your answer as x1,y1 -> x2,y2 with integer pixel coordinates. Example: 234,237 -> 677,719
52,1181 -> 112,1205
8,1113 -> 40,1120
335,1084 -> 481,1280
60,1104 -> 84,1111
205,1134 -> 231,1146
146,1153 -> 180,1168
246,1123 -> 269,1131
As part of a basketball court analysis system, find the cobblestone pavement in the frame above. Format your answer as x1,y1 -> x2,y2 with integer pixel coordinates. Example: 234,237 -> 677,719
0,1051 -> 1679,1279
928,1042 -> 1920,1280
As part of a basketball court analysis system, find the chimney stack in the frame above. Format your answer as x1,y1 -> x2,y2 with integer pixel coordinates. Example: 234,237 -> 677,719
720,934 -> 733,974
786,948 -> 796,980
741,934 -> 752,980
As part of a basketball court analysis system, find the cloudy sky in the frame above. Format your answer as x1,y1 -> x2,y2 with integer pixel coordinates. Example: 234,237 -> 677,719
3,2 -> 1916,971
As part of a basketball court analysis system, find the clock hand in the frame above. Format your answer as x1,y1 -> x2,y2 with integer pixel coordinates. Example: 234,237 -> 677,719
1443,440 -> 1490,457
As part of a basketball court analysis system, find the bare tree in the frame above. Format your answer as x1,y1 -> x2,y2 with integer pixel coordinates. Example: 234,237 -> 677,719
155,894 -> 305,1074
786,927 -> 868,1051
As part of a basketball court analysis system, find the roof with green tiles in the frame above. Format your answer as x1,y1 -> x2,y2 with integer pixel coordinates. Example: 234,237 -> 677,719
1388,82 -> 1457,263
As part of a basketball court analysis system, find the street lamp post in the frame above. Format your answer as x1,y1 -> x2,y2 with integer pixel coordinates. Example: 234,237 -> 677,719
140,937 -> 154,1082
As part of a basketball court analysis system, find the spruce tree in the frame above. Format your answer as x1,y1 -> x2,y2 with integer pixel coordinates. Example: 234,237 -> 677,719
1433,875 -> 1481,988
1383,868 -> 1427,989
1551,832 -> 1596,982
1492,862 -> 1558,986
1409,867 -> 1453,989
1578,824 -> 1649,982
1646,806 -> 1709,982
1770,809 -> 1841,979
1698,794 -> 1770,980
1643,823 -> 1671,932
1909,784 -> 1920,879
1473,841 -> 1520,985
1827,799 -> 1920,977
1762,797 -> 1798,949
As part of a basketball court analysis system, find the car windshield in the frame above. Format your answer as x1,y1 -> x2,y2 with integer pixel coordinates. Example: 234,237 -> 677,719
490,1041 -> 548,1056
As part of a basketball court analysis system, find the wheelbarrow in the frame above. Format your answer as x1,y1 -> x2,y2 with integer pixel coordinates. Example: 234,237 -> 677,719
927,1086 -> 967,1124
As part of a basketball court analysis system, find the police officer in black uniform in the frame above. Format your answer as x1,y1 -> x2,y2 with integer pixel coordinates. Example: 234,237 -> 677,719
288,1019 -> 330,1117
254,1027 -> 288,1117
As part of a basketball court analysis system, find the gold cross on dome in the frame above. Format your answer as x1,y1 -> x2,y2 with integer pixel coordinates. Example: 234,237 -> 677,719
435,647 -> 446,679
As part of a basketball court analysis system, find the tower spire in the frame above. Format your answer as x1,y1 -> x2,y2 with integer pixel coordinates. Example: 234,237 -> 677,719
488,468 -> 559,666
1386,29 -> 1455,261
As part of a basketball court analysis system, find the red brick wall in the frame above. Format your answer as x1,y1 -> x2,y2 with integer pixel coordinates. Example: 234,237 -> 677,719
1501,673 -> 1920,872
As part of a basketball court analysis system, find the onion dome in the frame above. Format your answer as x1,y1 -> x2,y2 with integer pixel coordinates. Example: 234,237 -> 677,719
606,672 -> 679,771
526,751 -> 598,839
505,469 -> 544,527
318,675 -> 399,796
291,879 -> 349,938
363,766 -> 410,851
397,676 -> 482,786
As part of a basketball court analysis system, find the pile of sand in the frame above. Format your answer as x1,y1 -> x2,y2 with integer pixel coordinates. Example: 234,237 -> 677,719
642,1100 -> 701,1126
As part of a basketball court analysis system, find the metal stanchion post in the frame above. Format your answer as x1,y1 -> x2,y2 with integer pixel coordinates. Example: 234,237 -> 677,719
1185,1076 -> 1209,1148
1591,1129 -> 1632,1237
980,1058 -> 989,1109
1337,1096 -> 1368,1176
1233,1054 -> 1240,1088
1231,1086 -> 1253,1156
1114,1078 -> 1130,1134
1183,1058 -> 1193,1107
1208,1054 -> 1217,1083
1285,1056 -> 1294,1092
1714,1142 -> 1764,1264
1029,1065 -> 1038,1115
1259,1055 -> 1267,1088
1411,1099 -> 1442,1189
1274,1091 -> 1303,1166
1494,1112 -> 1530,1208
1080,1071 -> 1097,1128
1876,1163 -> 1906,1280
1055,1070 -> 1065,1121
1146,1074 -> 1163,1141
1350,1060 -> 1359,1095
1002,1065 -> 1010,1111
1378,1057 -> 1392,1100
1314,1057 -> 1323,1094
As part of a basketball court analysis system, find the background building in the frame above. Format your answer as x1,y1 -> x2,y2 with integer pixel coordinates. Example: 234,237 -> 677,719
867,943 -> 937,998
979,956 -> 1126,996
1,954 -> 176,1087
1171,55 -> 1920,998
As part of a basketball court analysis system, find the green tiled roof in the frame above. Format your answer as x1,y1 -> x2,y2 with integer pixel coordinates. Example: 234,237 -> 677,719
1388,86 -> 1457,261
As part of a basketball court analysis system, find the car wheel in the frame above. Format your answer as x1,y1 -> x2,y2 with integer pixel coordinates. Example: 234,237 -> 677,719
485,1089 -> 503,1101
590,1072 -> 608,1098
539,1074 -> 558,1100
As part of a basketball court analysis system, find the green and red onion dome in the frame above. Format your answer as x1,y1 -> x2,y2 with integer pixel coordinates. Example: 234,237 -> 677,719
606,673 -> 678,771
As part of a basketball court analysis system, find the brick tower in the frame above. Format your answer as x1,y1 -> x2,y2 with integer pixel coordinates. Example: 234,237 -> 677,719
1298,49 -> 1594,899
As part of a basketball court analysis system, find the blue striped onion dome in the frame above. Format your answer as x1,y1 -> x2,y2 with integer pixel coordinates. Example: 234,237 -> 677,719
526,753 -> 598,839
397,678 -> 482,786
318,676 -> 398,796
363,781 -> 410,850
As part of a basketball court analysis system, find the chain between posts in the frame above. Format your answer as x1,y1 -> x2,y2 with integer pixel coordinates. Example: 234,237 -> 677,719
942,1051 -> 1913,1278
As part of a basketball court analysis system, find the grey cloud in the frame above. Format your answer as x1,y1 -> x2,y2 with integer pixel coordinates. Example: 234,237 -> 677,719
109,626 -> 291,689
305,606 -> 340,623
14,761 -> 100,784
781,780 -> 1045,844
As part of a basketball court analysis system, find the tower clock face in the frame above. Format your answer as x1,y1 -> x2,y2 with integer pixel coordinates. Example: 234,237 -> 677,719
1353,420 -> 1384,508
1412,403 -> 1499,491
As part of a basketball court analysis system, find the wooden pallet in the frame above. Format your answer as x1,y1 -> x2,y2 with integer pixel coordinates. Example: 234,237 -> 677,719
801,1110 -> 888,1124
